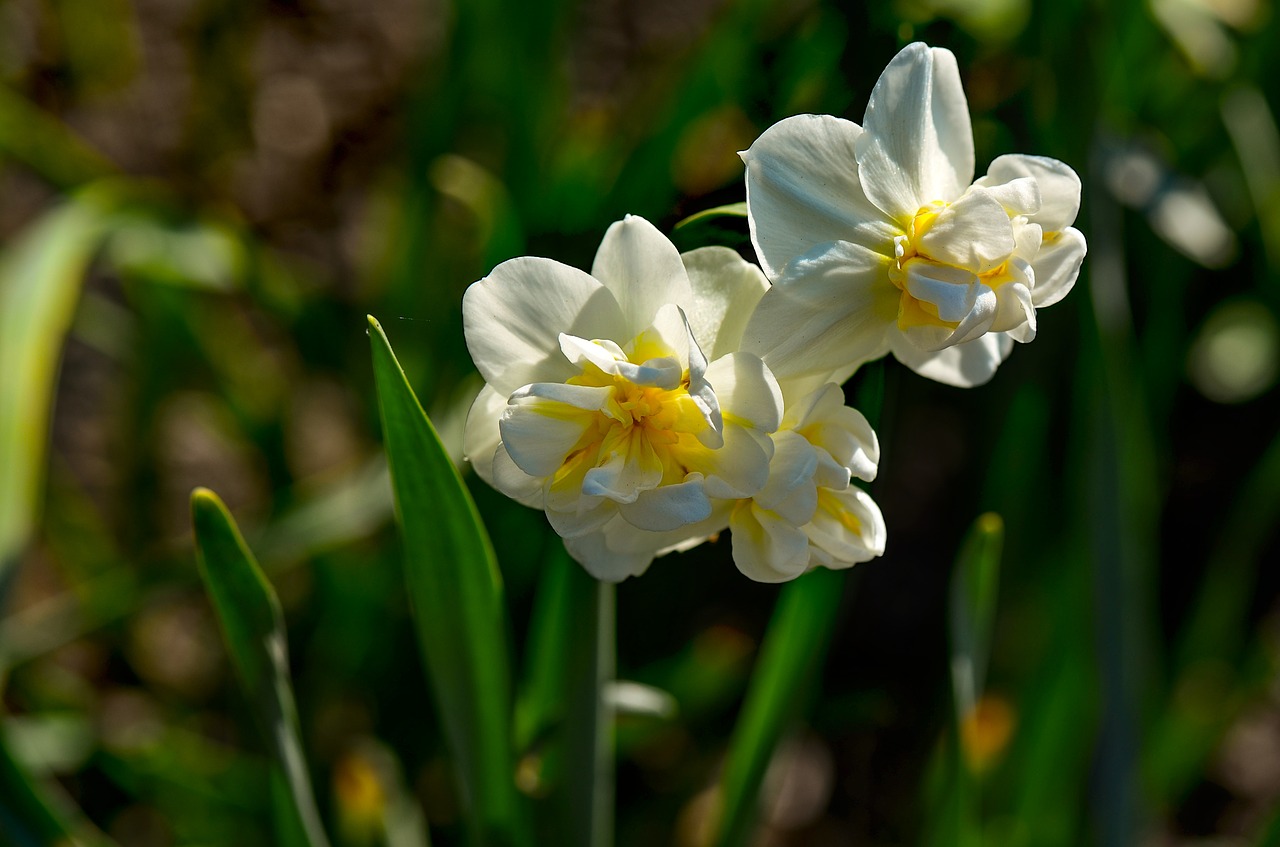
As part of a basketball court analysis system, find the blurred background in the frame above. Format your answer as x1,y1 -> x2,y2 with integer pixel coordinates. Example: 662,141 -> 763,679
2,0 -> 1280,844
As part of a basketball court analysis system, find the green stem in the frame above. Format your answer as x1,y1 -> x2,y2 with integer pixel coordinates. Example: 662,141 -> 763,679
564,573 -> 615,847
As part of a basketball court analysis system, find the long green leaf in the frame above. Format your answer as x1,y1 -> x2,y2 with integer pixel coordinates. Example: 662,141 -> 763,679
367,315 -> 526,847
190,488 -> 331,847
949,513 -> 1004,724
0,187 -> 118,594
711,566 -> 846,847
925,512 -> 1004,847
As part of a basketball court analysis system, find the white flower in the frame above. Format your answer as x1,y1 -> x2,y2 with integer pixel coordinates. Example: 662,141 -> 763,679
739,42 -> 1088,388
728,381 -> 886,582
462,216 -> 784,582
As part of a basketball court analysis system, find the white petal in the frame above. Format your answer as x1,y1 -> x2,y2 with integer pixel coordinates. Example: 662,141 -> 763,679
491,442 -> 546,508
592,215 -> 693,336
741,114 -> 899,279
857,43 -> 975,223
563,527 -> 655,582
979,154 -> 1082,232
729,503 -> 813,583
499,385 -> 608,476
741,241 -> 897,383
681,246 -> 769,359
754,430 -> 819,525
619,475 -> 713,531
916,189 -> 1016,273
680,423 -> 774,500
559,334 -> 628,374
1030,227 -> 1087,308
702,352 -> 783,433
463,256 -> 627,395
989,274 -> 1036,337
546,494 -> 619,538
805,487 -> 887,566
803,404 -> 880,483
463,384 -> 506,487
605,505 -> 732,554
889,330 -> 1014,387
677,307 -> 724,448
904,261 -> 986,324
977,177 -> 1040,217
582,430 -> 664,503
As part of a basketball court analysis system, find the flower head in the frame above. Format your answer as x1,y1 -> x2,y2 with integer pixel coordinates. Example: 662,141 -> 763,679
740,42 -> 1087,387
463,216 -> 887,582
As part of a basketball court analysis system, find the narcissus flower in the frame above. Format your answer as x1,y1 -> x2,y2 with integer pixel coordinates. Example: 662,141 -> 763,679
462,216 -> 886,582
740,42 -> 1087,387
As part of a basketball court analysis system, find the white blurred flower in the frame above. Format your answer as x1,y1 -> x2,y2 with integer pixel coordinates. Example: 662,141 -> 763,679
462,216 -> 785,581
740,42 -> 1087,388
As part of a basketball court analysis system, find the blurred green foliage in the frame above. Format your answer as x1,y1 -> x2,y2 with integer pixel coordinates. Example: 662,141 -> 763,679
1,0 -> 1280,845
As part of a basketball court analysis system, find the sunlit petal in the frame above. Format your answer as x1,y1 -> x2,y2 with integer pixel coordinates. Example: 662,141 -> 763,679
857,43 -> 975,223
464,256 -> 627,395
741,113 -> 899,278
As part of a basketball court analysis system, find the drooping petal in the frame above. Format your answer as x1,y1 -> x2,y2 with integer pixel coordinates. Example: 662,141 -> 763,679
463,384 -> 506,486
805,487 -> 887,567
857,43 -> 975,224
741,241 -> 897,382
889,329 -> 1014,387
915,188 -> 1017,273
681,247 -> 769,360
741,114 -> 899,279
491,442 -> 546,508
592,215 -> 694,336
729,502 -> 813,583
546,497 -> 617,539
563,527 -> 656,582
979,154 -> 1082,232
1030,227 -> 1087,308
463,256 -> 628,395
618,475 -> 714,531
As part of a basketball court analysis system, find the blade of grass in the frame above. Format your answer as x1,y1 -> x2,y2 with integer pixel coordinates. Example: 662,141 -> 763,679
711,566 -> 847,847
190,488 -> 331,847
949,513 -> 1004,726
673,202 -> 748,229
367,315 -> 527,847
926,513 -> 1004,847
711,361 -> 883,847
0,186 -> 118,595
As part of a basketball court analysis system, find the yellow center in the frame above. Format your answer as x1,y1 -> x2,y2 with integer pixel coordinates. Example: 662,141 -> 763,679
887,203 -> 1015,333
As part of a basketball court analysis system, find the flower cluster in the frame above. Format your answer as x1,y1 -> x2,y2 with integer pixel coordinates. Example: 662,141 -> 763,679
460,43 -> 1083,582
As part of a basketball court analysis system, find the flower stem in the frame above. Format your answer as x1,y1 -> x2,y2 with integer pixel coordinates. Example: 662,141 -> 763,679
564,571 -> 615,847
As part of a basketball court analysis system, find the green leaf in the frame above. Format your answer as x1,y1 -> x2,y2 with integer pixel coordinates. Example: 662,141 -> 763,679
0,186 -> 118,592
0,728 -> 114,847
711,567 -> 847,847
924,512 -> 1004,847
949,513 -> 1004,724
190,487 -> 331,847
673,202 -> 748,229
367,315 -> 527,847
